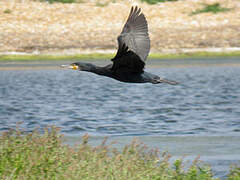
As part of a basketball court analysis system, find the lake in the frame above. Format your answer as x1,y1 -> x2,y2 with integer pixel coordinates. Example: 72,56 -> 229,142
0,58 -> 240,179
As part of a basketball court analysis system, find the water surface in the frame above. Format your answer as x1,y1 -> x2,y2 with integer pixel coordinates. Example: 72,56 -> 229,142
1,58 -> 239,136
0,58 -> 240,179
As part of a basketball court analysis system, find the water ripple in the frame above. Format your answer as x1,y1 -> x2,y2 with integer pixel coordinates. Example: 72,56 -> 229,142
0,60 -> 240,136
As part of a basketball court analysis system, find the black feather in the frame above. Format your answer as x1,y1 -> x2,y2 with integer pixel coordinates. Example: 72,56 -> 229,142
111,43 -> 145,73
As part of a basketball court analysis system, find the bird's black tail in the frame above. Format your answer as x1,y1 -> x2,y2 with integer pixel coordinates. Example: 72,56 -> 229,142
152,78 -> 179,85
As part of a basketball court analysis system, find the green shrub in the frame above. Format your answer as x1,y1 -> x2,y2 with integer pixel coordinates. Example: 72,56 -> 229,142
0,126 -> 239,179
228,165 -> 240,180
47,0 -> 75,3
192,3 -> 231,15
141,0 -> 177,5
95,1 -> 109,7
3,9 -> 12,14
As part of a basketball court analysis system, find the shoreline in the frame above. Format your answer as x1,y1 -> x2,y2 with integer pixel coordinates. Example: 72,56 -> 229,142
1,48 -> 240,61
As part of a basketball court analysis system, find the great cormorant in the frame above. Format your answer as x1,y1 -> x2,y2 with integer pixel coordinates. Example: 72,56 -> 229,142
62,6 -> 178,85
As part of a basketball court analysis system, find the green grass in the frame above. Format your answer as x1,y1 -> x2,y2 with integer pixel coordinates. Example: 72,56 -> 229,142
43,0 -> 176,4
47,0 -> 75,3
191,3 -> 231,15
140,0 -> 177,5
3,9 -> 12,14
150,51 -> 240,59
0,53 -> 114,61
1,51 -> 240,61
0,127 -> 240,179
95,2 -> 109,7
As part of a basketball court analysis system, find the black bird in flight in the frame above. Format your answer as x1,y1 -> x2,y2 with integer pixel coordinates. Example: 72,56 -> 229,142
62,6 -> 178,85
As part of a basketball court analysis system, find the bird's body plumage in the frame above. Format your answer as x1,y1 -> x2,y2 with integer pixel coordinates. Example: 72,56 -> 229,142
62,6 -> 178,85
74,62 -> 177,84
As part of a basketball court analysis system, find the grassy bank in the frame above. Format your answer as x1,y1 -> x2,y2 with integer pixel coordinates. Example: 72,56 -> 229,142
1,51 -> 240,61
0,53 -> 114,61
0,127 -> 240,179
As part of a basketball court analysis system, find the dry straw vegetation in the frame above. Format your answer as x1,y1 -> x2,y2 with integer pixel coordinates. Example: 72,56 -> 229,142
0,0 -> 240,55
0,126 -> 240,179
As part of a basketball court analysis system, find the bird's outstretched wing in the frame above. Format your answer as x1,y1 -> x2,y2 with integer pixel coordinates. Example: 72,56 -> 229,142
119,6 -> 150,62
111,6 -> 150,73
111,43 -> 145,73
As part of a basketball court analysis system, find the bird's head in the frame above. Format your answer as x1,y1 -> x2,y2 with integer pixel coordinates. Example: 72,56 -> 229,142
61,62 -> 94,71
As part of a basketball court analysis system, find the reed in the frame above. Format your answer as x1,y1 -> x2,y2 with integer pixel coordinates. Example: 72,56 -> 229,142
0,126 -> 239,179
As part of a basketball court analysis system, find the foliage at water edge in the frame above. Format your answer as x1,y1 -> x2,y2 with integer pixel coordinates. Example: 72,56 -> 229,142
0,127 -> 240,179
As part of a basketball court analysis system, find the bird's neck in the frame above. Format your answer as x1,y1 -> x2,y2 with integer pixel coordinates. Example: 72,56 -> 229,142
82,63 -> 112,77
91,66 -> 109,76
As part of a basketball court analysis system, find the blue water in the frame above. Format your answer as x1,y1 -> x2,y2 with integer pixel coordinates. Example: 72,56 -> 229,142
1,58 -> 240,136
0,58 -> 240,179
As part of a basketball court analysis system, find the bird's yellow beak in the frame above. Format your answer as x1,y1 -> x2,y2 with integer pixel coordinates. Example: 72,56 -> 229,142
72,65 -> 78,70
61,64 -> 79,70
